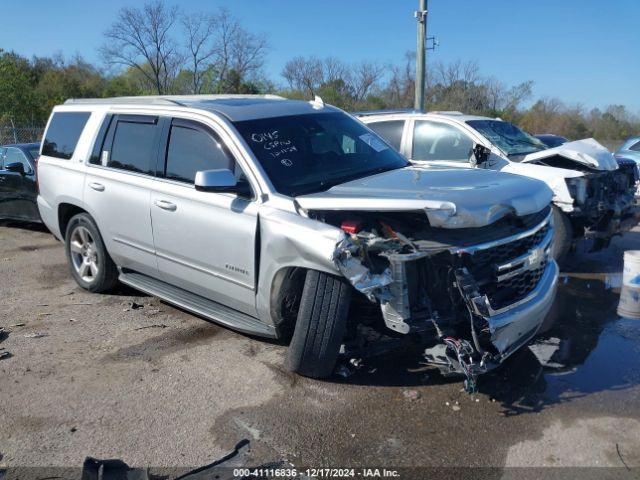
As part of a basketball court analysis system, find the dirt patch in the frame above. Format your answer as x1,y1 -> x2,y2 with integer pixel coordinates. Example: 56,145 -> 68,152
14,243 -> 60,252
104,324 -> 225,363
38,263 -> 71,289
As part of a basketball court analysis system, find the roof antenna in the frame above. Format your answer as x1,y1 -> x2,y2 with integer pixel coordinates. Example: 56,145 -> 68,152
310,95 -> 325,109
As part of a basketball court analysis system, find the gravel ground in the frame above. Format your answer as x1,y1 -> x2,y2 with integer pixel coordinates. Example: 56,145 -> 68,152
0,221 -> 639,478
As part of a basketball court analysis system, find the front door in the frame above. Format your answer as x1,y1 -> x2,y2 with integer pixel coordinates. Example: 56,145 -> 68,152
409,119 -> 476,169
150,118 -> 258,316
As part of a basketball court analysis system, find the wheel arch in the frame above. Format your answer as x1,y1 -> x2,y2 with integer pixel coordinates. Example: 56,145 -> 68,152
58,203 -> 89,240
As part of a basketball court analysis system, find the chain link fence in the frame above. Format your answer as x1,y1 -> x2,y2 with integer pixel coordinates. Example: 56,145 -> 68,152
0,126 -> 45,145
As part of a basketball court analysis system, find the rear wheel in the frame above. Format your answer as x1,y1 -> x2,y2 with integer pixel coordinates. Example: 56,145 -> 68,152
285,270 -> 351,378
551,206 -> 572,266
65,213 -> 119,292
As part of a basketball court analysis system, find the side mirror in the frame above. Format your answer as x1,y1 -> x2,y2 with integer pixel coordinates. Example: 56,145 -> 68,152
194,168 -> 253,198
5,161 -> 26,175
470,144 -> 491,167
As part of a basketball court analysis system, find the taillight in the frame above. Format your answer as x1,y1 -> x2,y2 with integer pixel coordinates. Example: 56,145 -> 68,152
340,219 -> 363,235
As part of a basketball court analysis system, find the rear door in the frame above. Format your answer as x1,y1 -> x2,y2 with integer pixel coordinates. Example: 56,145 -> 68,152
365,120 -> 407,153
84,113 -> 163,278
150,117 -> 259,316
0,147 -> 38,220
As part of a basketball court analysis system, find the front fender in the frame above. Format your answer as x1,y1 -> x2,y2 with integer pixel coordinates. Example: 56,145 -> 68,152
255,206 -> 345,326
500,162 -> 578,213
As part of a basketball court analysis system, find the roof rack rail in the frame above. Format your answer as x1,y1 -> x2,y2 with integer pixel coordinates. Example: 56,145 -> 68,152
352,108 -> 425,116
63,94 -> 286,106
428,110 -> 464,115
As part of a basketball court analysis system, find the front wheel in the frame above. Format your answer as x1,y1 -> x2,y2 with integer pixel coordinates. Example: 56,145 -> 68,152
285,270 -> 351,378
65,213 -> 119,293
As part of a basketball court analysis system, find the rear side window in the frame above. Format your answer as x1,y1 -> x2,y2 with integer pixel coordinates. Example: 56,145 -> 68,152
42,112 -> 91,159
104,115 -> 160,175
367,120 -> 405,150
164,120 -> 234,184
630,141 -> 640,152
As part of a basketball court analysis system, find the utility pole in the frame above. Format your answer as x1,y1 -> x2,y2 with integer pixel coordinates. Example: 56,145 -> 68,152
414,0 -> 428,111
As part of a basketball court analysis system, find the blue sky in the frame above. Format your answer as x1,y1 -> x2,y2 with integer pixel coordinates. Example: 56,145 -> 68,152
2,0 -> 638,111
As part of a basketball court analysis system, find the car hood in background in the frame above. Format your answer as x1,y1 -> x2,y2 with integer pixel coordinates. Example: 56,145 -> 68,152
295,166 -> 553,229
522,138 -> 618,171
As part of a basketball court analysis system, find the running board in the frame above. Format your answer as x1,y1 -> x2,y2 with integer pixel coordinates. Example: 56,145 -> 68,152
119,271 -> 277,338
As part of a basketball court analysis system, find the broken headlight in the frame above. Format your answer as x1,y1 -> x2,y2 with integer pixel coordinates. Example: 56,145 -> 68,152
565,177 -> 587,205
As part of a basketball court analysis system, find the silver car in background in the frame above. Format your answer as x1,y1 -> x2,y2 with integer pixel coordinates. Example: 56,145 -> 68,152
36,95 -> 558,390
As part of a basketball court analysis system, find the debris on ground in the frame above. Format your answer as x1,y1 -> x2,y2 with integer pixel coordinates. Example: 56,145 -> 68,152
24,332 -> 48,338
0,349 -> 11,360
452,405 -> 461,411
36,312 -> 52,317
8,323 -> 25,328
134,324 -> 168,331
403,390 -> 420,400
123,301 -> 144,312
81,440 -> 295,480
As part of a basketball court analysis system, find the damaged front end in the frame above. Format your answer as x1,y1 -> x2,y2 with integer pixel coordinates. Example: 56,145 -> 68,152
524,142 -> 639,250
573,164 -> 639,249
327,207 -> 558,391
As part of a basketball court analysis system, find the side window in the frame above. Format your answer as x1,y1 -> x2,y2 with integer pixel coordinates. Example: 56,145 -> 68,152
0,148 -> 6,169
367,120 -> 405,150
412,120 -> 474,162
4,148 -> 32,173
42,111 -> 91,159
164,120 -> 234,184
106,115 -> 160,175
630,141 -> 640,152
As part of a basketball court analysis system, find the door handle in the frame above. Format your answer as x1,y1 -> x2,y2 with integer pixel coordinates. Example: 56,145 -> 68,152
89,182 -> 105,192
154,199 -> 177,211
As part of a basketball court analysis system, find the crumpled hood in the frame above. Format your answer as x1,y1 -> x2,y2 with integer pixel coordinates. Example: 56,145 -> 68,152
522,138 -> 618,171
295,166 -> 553,228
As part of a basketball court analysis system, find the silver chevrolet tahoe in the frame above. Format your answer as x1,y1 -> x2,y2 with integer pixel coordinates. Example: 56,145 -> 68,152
36,95 -> 558,388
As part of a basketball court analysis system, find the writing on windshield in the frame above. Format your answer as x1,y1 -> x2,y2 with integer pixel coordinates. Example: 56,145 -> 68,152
234,112 -> 407,196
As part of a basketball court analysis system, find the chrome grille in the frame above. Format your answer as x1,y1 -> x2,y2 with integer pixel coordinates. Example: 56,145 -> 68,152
469,223 -> 550,267
458,213 -> 553,315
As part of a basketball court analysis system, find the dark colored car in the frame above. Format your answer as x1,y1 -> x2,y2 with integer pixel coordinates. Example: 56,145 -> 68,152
0,142 -> 41,222
534,134 -> 569,148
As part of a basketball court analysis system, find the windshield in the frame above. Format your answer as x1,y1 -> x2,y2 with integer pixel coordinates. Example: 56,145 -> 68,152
234,112 -> 408,196
467,120 -> 547,158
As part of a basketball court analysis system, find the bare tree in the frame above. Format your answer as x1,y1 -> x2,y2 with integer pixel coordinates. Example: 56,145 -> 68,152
282,56 -> 323,96
281,56 -> 383,104
383,52 -> 415,108
101,0 -> 180,94
211,8 -> 268,93
351,61 -> 385,102
182,12 -> 217,94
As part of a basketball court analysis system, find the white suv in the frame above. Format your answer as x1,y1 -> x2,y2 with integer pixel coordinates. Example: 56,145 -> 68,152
359,111 -> 638,261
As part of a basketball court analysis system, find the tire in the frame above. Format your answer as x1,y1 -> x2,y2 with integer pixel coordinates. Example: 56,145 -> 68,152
551,206 -> 572,267
285,270 -> 351,378
65,213 -> 119,293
